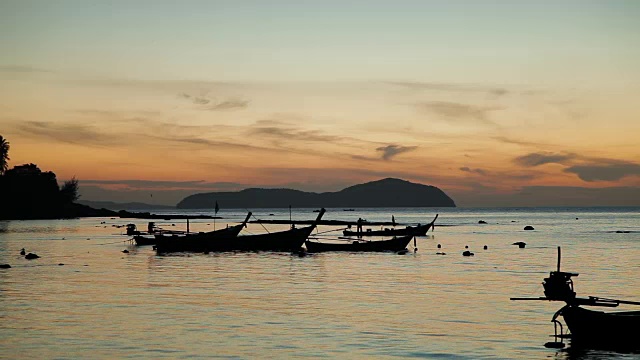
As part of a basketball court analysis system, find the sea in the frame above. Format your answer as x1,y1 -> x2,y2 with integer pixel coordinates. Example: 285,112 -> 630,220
1,207 -> 638,359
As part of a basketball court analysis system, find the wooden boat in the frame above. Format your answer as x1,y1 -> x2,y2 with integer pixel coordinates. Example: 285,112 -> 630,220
156,209 -> 325,253
342,214 -> 437,237
305,234 -> 414,253
511,247 -> 640,350
128,221 -> 187,246
154,213 -> 252,253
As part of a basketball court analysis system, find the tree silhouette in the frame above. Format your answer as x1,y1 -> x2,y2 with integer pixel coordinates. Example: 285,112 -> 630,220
0,135 -> 9,175
60,176 -> 80,203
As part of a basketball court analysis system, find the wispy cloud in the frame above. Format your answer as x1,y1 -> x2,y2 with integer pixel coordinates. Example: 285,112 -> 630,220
206,99 -> 249,110
376,144 -> 417,161
178,93 -> 248,110
416,101 -> 500,125
564,162 -> 640,182
386,81 -> 508,96
81,179 -> 248,190
513,152 -> 576,167
14,121 -> 123,146
459,167 -> 487,176
250,124 -> 337,143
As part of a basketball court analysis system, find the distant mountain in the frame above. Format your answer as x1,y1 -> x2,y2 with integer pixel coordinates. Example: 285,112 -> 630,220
78,200 -> 175,211
177,178 -> 456,209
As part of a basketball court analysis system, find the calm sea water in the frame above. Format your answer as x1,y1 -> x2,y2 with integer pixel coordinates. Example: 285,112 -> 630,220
1,207 -> 639,359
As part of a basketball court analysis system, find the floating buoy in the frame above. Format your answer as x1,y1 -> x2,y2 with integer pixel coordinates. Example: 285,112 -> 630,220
483,245 -> 488,250
437,244 -> 441,249
524,226 -> 535,231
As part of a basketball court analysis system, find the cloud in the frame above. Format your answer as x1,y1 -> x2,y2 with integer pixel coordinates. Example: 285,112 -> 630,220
417,101 -> 500,125
492,136 -> 548,148
386,81 -> 508,96
376,144 -> 417,161
206,99 -> 249,110
459,167 -> 487,176
451,185 -> 640,207
81,179 -> 247,190
251,126 -> 336,143
14,121 -> 122,146
178,93 -> 248,110
563,162 -> 640,182
513,152 -> 576,167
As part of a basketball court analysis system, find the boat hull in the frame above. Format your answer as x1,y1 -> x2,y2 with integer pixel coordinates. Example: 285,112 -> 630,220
155,225 -> 314,253
305,235 -> 414,252
343,214 -> 437,237
560,305 -> 640,349
154,224 -> 245,253
133,235 -> 156,246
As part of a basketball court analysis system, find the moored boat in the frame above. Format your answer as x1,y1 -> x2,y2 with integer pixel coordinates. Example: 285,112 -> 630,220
305,234 -> 414,253
342,214 -> 437,237
511,247 -> 640,350
154,212 -> 252,253
156,209 -> 325,253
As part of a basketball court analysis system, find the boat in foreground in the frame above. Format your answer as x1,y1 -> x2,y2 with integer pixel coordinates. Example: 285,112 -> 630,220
156,208 -> 325,253
511,247 -> 640,350
342,214 -> 438,237
154,213 -> 252,253
305,234 -> 414,253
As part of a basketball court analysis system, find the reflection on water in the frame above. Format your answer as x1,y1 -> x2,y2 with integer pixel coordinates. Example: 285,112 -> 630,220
0,208 -> 639,359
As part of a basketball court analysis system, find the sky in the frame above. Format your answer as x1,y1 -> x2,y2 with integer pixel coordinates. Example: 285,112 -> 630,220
1,0 -> 639,207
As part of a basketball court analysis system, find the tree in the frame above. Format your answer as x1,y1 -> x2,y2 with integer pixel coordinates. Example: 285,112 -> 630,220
60,176 -> 80,203
0,135 -> 9,175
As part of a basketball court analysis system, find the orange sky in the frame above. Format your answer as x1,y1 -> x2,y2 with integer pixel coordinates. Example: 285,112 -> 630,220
1,2 -> 639,206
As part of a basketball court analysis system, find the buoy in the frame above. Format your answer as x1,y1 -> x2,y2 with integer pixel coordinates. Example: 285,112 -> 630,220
524,226 -> 535,231
437,244 -> 441,249
483,245 -> 488,250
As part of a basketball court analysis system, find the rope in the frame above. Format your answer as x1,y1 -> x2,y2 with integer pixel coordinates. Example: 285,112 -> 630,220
94,239 -> 132,246
314,227 -> 347,235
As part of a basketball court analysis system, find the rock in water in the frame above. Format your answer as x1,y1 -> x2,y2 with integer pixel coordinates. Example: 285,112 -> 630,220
25,253 -> 40,260
524,226 -> 535,230
0,264 -> 11,269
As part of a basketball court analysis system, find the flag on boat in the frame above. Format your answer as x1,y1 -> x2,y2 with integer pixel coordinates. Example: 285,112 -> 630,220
214,201 -> 219,215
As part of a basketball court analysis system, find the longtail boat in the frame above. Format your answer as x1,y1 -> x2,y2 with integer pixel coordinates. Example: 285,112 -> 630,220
342,214 -> 438,237
156,209 -> 325,253
305,234 -> 415,253
154,212 -> 251,252
511,247 -> 640,350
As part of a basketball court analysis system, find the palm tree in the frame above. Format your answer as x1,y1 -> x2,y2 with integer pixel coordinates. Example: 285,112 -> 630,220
0,135 -> 9,175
